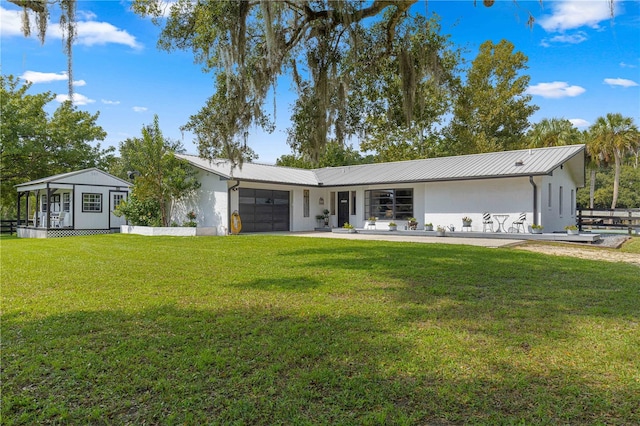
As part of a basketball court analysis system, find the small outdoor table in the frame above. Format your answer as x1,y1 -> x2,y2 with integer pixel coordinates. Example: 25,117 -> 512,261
493,214 -> 509,233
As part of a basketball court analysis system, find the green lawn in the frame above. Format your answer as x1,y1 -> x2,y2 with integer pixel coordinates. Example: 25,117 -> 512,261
621,235 -> 640,253
2,234 -> 639,425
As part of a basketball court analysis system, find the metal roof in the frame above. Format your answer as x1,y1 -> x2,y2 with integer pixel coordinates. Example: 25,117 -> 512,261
15,168 -> 132,188
314,144 -> 585,186
176,154 -> 320,186
177,145 -> 585,188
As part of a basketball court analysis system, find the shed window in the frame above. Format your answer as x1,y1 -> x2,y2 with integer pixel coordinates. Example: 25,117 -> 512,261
559,186 -> 563,216
83,193 -> 102,213
63,193 -> 71,212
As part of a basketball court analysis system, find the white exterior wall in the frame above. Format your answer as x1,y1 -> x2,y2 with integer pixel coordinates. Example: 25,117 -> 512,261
225,181 -> 325,232
179,162 -> 581,235
424,177 -> 535,232
172,170 -> 228,235
540,165 -> 579,232
73,185 -> 117,229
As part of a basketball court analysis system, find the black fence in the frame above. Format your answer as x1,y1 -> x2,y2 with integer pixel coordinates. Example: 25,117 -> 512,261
578,209 -> 640,234
1,220 -> 18,235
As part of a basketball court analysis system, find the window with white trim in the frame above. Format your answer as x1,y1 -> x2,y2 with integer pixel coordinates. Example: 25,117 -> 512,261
83,193 -> 102,212
63,193 -> 71,212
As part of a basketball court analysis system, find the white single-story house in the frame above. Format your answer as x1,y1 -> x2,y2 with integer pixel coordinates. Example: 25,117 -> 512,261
172,144 -> 586,235
16,168 -> 131,238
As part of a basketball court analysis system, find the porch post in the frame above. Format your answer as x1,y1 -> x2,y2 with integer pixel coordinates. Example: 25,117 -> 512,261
35,189 -> 40,227
17,192 -> 22,226
46,184 -> 51,229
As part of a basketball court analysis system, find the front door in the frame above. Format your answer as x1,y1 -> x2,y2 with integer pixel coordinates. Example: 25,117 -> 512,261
337,191 -> 349,228
109,191 -> 128,229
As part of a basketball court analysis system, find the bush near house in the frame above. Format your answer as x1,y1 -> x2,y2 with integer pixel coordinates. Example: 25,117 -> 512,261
2,235 -> 638,424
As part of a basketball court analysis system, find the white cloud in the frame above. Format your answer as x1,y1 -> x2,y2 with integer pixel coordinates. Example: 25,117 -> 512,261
526,81 -> 586,98
55,93 -> 96,106
20,71 -> 87,87
74,21 -> 142,49
1,5 -> 141,49
133,106 -> 148,113
20,71 -> 69,84
546,31 -> 588,44
0,6 -> 25,37
538,1 -> 615,32
620,62 -> 637,68
569,118 -> 590,128
102,99 -> 121,105
604,78 -> 638,88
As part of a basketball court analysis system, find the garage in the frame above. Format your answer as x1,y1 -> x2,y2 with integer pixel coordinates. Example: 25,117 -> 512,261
238,188 -> 290,232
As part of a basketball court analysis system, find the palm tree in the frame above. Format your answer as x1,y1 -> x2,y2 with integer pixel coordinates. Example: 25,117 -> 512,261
589,113 -> 639,209
583,129 -> 608,209
526,118 -> 581,148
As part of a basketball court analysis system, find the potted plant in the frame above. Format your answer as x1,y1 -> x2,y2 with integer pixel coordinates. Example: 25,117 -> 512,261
343,222 -> 356,233
322,209 -> 330,227
436,225 -> 446,237
565,224 -> 579,235
424,222 -> 434,231
530,224 -> 544,234
462,216 -> 472,227
407,217 -> 418,230
184,211 -> 197,227
388,221 -> 397,231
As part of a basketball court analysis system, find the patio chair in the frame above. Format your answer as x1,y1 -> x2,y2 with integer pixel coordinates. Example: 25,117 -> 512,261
512,212 -> 526,233
56,211 -> 66,227
482,212 -> 494,232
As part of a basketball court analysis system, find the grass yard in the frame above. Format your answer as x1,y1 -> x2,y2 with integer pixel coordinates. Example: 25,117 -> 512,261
2,234 -> 639,425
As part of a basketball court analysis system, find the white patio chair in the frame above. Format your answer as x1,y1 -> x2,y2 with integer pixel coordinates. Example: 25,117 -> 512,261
56,211 -> 66,227
512,212 -> 526,233
482,212 -> 494,232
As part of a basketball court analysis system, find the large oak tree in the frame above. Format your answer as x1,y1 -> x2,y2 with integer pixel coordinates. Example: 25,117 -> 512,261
0,75 -> 113,218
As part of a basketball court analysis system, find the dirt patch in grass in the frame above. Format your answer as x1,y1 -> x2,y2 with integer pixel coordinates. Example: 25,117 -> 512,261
514,236 -> 640,267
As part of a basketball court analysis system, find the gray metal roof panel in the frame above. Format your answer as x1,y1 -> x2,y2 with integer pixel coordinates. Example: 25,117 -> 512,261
15,168 -> 132,188
314,145 -> 585,186
176,154 -> 320,186
178,145 -> 584,188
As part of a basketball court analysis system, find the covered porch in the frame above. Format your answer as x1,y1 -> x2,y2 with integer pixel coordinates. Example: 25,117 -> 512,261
15,168 -> 131,238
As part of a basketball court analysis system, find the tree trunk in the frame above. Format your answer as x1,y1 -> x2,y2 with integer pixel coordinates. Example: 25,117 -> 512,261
611,150 -> 622,209
589,169 -> 596,209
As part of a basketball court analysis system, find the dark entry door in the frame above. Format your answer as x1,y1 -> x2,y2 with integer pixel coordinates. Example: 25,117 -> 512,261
337,191 -> 349,228
238,188 -> 290,232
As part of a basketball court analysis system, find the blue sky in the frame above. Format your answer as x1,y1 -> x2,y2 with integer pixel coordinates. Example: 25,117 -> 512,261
2,0 -> 639,163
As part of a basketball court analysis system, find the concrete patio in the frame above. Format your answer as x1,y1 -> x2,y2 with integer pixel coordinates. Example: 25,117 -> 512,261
329,227 -> 602,244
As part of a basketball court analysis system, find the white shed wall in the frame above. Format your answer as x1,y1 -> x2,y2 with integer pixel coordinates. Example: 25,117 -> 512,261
74,185 -> 118,229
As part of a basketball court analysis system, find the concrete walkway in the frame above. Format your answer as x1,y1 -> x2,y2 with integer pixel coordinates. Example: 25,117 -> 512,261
289,231 -> 524,248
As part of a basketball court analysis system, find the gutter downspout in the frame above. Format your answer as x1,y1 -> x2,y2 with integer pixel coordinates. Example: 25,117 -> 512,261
529,176 -> 538,226
227,180 -> 240,235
